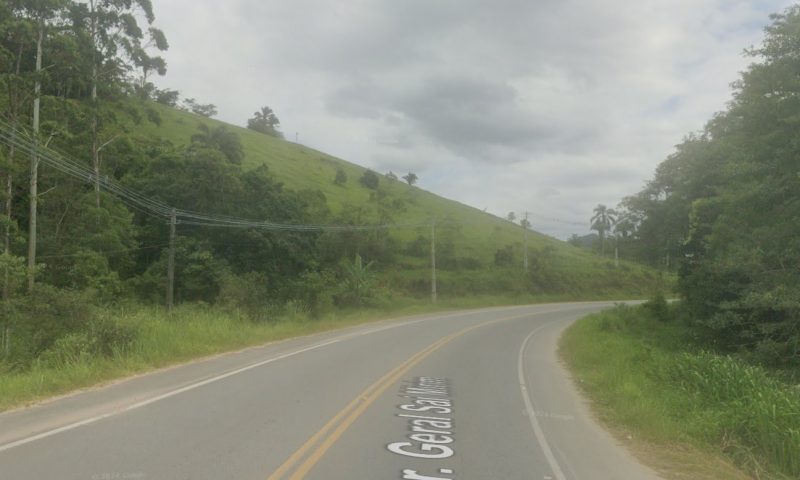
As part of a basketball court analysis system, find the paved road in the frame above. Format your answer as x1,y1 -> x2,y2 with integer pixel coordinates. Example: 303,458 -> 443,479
0,303 -> 662,480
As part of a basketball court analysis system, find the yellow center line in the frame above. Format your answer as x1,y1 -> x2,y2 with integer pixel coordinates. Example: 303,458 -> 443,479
267,311 -> 547,479
265,336 -> 445,480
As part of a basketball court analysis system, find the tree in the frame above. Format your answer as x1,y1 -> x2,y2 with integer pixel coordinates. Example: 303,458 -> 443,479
190,124 -> 244,164
247,106 -> 282,138
494,245 -> 515,266
182,98 -> 217,117
506,212 -> 516,222
603,5 -> 800,366
613,209 -> 636,240
333,168 -> 347,186
154,88 -> 180,106
70,0 -> 168,207
385,171 -> 397,181
359,169 -> 379,190
402,172 -> 418,186
590,204 -> 616,256
0,2 -> 40,296
131,27 -> 168,98
16,0 -> 69,292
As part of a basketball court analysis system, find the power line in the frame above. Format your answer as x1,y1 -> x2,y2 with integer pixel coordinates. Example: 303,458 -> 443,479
0,120 -> 592,234
0,120 -> 431,232
37,243 -> 170,259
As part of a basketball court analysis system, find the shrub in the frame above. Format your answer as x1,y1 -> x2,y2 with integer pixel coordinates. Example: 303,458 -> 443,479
89,316 -> 139,357
39,333 -> 92,367
494,246 -> 515,267
644,292 -> 670,322
458,256 -> 483,270
405,235 -> 429,258
281,270 -> 336,319
17,286 -> 95,357
218,271 -> 272,322
334,168 -> 347,186
359,169 -> 379,189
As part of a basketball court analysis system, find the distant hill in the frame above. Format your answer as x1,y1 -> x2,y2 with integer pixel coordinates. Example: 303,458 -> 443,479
133,103 -> 664,299
568,233 -> 598,251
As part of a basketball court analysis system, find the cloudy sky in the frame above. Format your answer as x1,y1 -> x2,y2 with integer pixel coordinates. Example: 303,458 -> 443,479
150,0 -> 793,238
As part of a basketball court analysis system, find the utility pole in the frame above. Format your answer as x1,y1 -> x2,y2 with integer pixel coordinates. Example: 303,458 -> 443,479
523,211 -> 529,271
166,209 -> 176,311
431,218 -> 437,304
27,24 -> 43,293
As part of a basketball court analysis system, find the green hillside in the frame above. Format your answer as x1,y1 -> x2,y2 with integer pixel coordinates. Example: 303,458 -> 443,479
133,103 -> 663,299
0,0 -> 661,410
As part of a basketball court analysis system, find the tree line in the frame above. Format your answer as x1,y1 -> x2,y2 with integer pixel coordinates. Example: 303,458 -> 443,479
600,5 -> 800,367
0,1 -> 663,371
0,1 -> 414,368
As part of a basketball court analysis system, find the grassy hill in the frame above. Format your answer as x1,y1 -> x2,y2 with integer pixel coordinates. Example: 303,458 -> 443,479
0,101 -> 667,411
135,103 -> 666,300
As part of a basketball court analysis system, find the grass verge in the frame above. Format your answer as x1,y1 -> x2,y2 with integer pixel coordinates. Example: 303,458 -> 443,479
0,301 -> 430,412
0,293 -> 638,413
559,303 -> 800,480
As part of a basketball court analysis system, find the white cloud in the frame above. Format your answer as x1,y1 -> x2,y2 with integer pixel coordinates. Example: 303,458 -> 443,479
151,0 -> 795,237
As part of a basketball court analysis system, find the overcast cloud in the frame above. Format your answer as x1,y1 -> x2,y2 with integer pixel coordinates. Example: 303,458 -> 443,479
150,0 -> 794,238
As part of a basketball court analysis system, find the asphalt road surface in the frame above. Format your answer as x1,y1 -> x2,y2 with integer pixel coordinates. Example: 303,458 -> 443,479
0,303 -> 663,480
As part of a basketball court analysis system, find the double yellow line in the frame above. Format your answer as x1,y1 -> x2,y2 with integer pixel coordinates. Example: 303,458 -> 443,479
266,312 -> 539,479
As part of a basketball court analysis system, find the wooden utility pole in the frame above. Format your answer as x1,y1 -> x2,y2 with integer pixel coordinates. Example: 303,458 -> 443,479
431,218 -> 437,303
166,209 -> 176,311
523,211 -> 529,271
27,25 -> 43,293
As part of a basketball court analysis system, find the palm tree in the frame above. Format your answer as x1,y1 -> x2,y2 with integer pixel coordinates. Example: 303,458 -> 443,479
590,204 -> 617,256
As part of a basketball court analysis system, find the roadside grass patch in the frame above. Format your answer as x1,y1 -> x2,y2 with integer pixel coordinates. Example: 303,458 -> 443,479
0,294 -> 643,412
0,303 -> 401,411
560,303 -> 800,480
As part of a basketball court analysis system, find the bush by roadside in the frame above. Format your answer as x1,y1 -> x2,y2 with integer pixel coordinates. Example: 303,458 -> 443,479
560,302 -> 799,480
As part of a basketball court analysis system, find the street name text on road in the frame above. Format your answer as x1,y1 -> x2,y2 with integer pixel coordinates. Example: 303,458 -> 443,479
387,376 -> 456,480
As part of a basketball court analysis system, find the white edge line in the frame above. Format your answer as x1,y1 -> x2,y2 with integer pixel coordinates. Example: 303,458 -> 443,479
0,338 -> 341,453
0,305 -> 523,453
518,322 -> 569,480
0,303 -> 572,454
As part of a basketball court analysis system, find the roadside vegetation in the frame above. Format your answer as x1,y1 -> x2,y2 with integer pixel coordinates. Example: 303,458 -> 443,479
0,291 -> 633,412
560,301 -> 800,480
598,6 -> 800,371
0,1 -> 664,408
560,8 -> 800,479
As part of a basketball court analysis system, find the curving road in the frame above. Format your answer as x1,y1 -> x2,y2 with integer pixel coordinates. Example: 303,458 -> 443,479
0,303 -> 662,480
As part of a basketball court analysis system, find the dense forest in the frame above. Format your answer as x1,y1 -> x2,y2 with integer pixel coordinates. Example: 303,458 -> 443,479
0,0 -> 387,368
611,6 -> 800,367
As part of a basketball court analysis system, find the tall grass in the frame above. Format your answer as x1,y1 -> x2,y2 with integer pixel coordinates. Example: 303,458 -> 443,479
663,352 -> 800,477
0,293 -> 630,412
560,304 -> 800,480
0,303 -> 387,411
